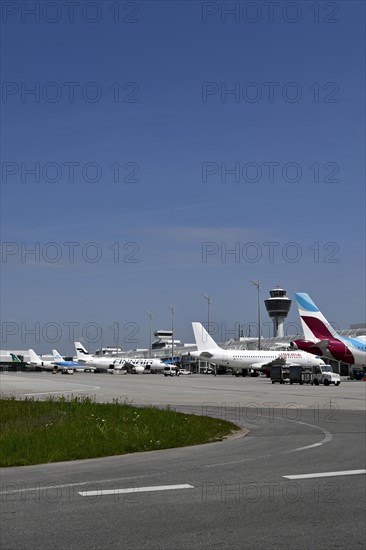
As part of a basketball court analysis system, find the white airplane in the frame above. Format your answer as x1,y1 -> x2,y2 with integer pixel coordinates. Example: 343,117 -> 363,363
74,342 -> 119,371
191,322 -> 325,375
113,357 -> 167,374
75,341 -> 166,374
27,349 -> 56,370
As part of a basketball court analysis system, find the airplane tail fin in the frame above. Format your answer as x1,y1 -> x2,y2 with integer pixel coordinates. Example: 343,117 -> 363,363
74,342 -> 92,360
11,353 -> 21,363
28,349 -> 41,364
192,322 -> 221,352
52,350 -> 64,362
295,293 -> 338,341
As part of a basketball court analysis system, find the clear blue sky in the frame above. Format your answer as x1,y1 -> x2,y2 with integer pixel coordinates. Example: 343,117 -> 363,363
1,1 -> 365,354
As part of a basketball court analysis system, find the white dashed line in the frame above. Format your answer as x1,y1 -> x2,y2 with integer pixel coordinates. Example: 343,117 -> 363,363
284,470 -> 366,480
78,484 -> 194,496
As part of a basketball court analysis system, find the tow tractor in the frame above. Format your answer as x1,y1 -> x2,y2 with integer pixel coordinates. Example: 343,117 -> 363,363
311,365 -> 340,386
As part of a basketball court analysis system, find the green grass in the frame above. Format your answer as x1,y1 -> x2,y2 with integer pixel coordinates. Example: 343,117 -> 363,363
0,396 -> 239,466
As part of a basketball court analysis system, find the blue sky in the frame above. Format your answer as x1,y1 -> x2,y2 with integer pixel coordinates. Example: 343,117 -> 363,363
1,1 -> 365,354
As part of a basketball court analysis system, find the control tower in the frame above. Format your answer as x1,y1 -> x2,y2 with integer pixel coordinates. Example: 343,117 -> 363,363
264,287 -> 292,337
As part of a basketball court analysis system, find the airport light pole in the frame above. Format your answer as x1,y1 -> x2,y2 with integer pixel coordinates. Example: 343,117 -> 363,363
115,321 -> 120,356
250,280 -> 261,350
146,311 -> 152,357
168,305 -> 174,365
202,293 -> 211,334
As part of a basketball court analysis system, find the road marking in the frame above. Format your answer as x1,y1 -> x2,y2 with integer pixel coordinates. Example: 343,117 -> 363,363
276,418 -> 333,454
22,383 -> 100,396
284,470 -> 366,480
78,484 -> 194,497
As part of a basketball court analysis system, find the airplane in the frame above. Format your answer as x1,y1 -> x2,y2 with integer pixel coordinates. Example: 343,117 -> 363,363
113,357 -> 167,374
191,322 -> 325,375
75,342 -> 166,373
74,342 -> 119,371
292,292 -> 366,366
26,349 -> 57,370
52,350 -> 94,372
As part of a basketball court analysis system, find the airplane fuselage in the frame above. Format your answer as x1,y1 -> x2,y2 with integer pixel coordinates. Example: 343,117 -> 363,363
114,358 -> 166,372
192,349 -> 324,370
77,357 -> 117,370
54,360 -> 82,367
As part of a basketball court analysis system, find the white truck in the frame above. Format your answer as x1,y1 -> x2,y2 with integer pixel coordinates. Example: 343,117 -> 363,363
311,365 -> 340,386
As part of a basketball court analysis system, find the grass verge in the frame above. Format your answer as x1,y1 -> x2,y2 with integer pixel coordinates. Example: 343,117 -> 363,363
0,396 -> 239,466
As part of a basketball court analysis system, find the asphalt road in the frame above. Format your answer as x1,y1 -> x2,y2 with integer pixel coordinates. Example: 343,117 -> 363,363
1,372 -> 365,549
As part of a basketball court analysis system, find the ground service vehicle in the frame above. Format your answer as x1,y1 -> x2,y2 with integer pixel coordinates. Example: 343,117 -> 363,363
289,366 -> 303,385
349,366 -> 366,380
270,365 -> 290,384
270,365 -> 306,384
270,365 -> 338,385
164,366 -> 179,377
311,365 -> 340,386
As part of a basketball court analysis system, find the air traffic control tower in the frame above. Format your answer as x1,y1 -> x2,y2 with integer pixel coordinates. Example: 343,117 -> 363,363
264,287 -> 292,337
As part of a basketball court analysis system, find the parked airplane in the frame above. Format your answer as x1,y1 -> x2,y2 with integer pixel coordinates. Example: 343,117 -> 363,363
27,349 -> 56,370
75,342 -> 166,373
74,342 -> 118,371
113,357 -> 167,374
52,350 -> 94,371
191,322 -> 325,375
292,293 -> 366,366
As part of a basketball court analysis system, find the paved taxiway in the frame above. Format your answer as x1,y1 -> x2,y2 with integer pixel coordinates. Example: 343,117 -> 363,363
1,372 -> 365,549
